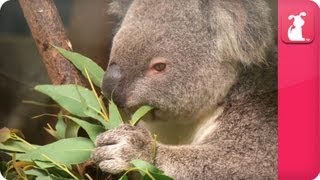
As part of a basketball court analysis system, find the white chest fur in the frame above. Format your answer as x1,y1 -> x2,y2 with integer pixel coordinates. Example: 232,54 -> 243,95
139,107 -> 223,145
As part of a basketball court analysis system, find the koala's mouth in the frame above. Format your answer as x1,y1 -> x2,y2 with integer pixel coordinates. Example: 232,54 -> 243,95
145,107 -> 170,122
147,108 -> 168,122
150,108 -> 158,120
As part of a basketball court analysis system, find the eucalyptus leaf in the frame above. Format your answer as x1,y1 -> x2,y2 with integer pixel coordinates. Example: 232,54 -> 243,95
82,103 -> 109,128
4,171 -> 17,180
36,176 -> 73,180
56,112 -> 66,139
34,85 -> 101,118
44,125 -> 59,139
36,176 -> 71,180
145,172 -> 173,180
35,84 -> 108,128
34,161 -> 55,169
0,140 -> 38,153
36,176 -> 54,180
0,161 -> 7,175
46,166 -> 73,179
54,46 -> 104,87
65,116 -> 105,142
129,160 -> 173,180
16,137 -> 94,165
65,120 -> 80,138
131,106 -> 153,125
119,174 -> 128,180
108,100 -> 123,129
131,159 -> 163,175
25,169 -> 48,177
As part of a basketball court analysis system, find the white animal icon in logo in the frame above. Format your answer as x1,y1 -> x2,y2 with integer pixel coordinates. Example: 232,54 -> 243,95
313,173 -> 320,180
0,0 -> 11,11
312,0 -> 320,8
288,12 -> 307,41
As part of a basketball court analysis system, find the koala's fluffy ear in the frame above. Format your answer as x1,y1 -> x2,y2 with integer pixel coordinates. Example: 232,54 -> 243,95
108,0 -> 133,35
108,0 -> 133,19
209,1 -> 274,65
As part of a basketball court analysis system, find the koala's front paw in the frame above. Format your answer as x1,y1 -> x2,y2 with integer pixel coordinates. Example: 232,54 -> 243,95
91,124 -> 154,174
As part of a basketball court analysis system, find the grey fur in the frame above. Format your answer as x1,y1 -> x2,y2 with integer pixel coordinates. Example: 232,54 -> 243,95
92,0 -> 277,179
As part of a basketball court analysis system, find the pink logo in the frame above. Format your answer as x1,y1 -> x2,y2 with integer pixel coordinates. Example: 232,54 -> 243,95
288,12 -> 307,41
281,3 -> 315,44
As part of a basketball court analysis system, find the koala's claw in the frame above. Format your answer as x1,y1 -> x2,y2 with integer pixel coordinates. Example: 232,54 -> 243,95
91,124 -> 154,174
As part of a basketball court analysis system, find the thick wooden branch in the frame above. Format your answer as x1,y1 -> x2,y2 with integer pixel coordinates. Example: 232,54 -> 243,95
18,0 -> 87,85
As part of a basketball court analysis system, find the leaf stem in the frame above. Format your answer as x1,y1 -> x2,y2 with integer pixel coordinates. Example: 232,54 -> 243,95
85,173 -> 94,180
22,100 -> 60,108
31,113 -> 58,119
122,167 -> 156,180
41,154 -> 79,180
11,134 -> 36,150
12,154 -> 28,180
84,68 -> 109,121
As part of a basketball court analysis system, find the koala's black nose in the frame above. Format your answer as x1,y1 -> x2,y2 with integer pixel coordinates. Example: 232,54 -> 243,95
101,64 -> 125,106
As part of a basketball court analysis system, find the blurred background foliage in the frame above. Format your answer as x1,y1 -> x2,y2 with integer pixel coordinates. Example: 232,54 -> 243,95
0,0 -> 113,148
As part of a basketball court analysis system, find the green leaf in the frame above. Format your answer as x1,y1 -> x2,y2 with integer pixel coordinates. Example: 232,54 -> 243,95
45,167 -> 73,179
35,85 -> 100,117
56,112 -> 66,139
34,161 -> 55,169
35,84 -> 108,128
0,161 -> 7,175
119,174 -> 128,180
16,137 -> 94,165
131,159 -> 163,175
0,140 -> 39,153
5,172 -> 18,180
108,100 -> 123,129
65,116 -> 105,142
147,172 -> 173,180
44,125 -> 59,139
36,176 -> 54,180
64,120 -> 80,138
25,169 -> 48,177
36,175 -> 73,180
131,106 -> 154,125
54,46 -> 104,87
0,127 -> 11,143
83,109 -> 109,129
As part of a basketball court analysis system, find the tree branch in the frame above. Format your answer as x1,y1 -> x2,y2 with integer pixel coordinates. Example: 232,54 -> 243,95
18,0 -> 87,85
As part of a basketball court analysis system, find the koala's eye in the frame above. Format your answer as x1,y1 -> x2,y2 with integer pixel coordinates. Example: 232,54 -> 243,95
147,57 -> 168,76
152,63 -> 166,72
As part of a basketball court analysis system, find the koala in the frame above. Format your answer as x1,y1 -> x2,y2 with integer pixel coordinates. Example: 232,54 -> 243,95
92,0 -> 277,179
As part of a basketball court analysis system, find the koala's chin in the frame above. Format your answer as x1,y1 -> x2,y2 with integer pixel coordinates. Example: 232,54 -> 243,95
143,108 -> 199,125
126,107 -> 169,123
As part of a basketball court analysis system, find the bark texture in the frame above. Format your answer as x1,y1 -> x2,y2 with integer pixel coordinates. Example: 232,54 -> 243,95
18,0 -> 86,85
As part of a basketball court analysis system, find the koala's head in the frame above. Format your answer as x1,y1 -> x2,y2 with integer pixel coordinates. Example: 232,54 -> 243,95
102,0 -> 273,124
